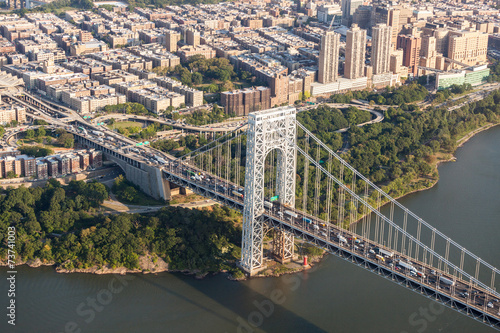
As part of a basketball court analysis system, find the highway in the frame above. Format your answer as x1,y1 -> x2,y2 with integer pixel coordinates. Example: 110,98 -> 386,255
3,89 -> 500,328
418,82 -> 500,109
92,113 -> 247,133
162,160 -> 500,325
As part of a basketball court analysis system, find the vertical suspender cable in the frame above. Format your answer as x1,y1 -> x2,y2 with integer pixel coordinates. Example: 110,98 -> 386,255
302,135 -> 309,213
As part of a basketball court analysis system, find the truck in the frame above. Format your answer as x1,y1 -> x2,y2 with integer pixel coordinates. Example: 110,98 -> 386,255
284,210 -> 298,219
375,254 -> 385,261
106,136 -> 115,142
232,190 -> 244,199
92,130 -> 104,137
303,217 -> 312,224
78,127 -> 88,135
264,201 -> 273,209
338,235 -> 348,244
376,248 -> 395,258
439,276 -> 455,286
398,260 -> 417,272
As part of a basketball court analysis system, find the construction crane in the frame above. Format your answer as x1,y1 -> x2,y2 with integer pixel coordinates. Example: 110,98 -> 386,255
328,15 -> 336,31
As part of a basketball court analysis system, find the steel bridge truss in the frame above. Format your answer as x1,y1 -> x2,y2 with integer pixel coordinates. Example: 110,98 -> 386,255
162,105 -> 500,329
265,215 -> 500,331
294,121 -> 500,297
161,166 -> 500,331
241,106 -> 297,275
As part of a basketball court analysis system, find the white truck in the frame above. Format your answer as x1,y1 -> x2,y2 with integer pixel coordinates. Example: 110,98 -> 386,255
439,276 -> 455,286
398,260 -> 417,272
338,235 -> 348,244
376,248 -> 394,258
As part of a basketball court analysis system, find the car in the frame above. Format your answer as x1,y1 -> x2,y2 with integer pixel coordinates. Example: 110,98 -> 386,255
488,302 -> 494,308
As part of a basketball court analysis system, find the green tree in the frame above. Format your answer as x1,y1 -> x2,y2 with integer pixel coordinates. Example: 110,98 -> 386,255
120,186 -> 138,202
192,72 -> 203,85
6,171 -> 17,179
37,127 -> 46,138
25,129 -> 35,139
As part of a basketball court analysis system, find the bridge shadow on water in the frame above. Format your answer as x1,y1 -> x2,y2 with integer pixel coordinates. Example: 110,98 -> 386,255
135,268 -> 328,333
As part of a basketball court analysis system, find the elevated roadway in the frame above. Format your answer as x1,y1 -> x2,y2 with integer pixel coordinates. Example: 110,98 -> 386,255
160,160 -> 500,330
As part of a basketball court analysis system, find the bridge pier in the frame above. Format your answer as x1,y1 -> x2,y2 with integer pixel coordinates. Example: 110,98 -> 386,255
74,135 -> 172,201
273,229 -> 294,263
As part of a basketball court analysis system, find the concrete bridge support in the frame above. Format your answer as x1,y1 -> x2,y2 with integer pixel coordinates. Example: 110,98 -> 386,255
75,135 -> 172,201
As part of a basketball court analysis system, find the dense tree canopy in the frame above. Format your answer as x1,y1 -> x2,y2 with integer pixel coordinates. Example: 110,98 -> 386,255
0,180 -> 241,274
19,145 -> 54,157
331,83 -> 429,106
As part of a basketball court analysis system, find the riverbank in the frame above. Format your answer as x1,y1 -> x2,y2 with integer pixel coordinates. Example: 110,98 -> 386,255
350,121 -> 500,226
0,253 -> 222,279
394,122 -> 500,198
0,253 -> 169,275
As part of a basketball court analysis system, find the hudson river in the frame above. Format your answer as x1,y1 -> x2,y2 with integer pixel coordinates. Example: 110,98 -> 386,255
2,126 -> 500,333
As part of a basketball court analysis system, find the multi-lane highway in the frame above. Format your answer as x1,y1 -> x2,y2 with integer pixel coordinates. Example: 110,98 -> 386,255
162,159 -> 500,325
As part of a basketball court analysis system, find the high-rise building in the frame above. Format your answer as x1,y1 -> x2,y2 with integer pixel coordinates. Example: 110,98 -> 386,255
317,4 -> 342,24
397,35 -> 421,77
371,6 -> 400,49
352,5 -> 372,30
371,24 -> 392,75
433,28 -> 450,57
184,29 -> 200,47
318,30 -> 340,84
419,35 -> 437,70
341,0 -> 363,27
345,24 -> 366,79
165,30 -> 180,53
447,30 -> 488,67
390,49 -> 408,78
220,87 -> 271,116
421,35 -> 437,58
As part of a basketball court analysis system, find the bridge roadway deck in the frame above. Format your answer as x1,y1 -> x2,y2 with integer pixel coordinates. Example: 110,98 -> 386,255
162,161 -> 500,331
8,90 -> 500,328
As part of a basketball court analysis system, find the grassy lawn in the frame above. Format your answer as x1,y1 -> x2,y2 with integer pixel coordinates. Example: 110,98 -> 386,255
169,193 -> 205,205
128,193 -> 166,206
108,121 -> 144,130
112,188 -> 166,206
17,136 -> 61,149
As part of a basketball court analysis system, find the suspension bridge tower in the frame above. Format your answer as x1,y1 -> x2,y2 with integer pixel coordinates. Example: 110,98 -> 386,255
241,106 -> 297,276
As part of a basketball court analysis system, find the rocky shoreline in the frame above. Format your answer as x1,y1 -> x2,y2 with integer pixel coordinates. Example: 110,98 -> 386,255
1,254 -> 172,276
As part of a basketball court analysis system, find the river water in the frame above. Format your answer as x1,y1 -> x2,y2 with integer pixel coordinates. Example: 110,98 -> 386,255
2,126 -> 500,333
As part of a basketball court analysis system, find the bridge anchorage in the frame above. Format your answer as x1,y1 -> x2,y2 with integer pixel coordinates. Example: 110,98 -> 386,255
160,105 -> 500,330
